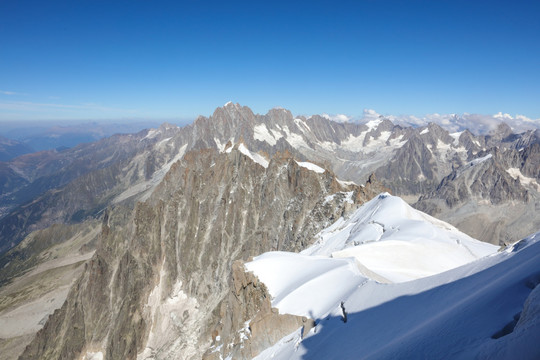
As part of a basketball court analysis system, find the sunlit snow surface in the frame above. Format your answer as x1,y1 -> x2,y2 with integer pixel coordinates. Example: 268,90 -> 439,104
248,194 -> 497,300
238,143 -> 269,168
245,252 -> 365,318
255,233 -> 540,360
295,161 -> 325,174
248,194 -> 540,360
304,193 -> 496,283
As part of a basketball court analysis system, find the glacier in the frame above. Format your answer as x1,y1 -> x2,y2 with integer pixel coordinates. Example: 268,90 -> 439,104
246,194 -> 540,359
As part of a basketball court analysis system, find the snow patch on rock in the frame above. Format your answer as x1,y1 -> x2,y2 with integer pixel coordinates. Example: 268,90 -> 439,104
143,129 -> 160,140
254,124 -> 279,146
114,144 -> 188,203
238,143 -> 269,168
282,126 -> 310,149
507,168 -> 539,189
82,351 -> 103,360
295,161 -> 325,174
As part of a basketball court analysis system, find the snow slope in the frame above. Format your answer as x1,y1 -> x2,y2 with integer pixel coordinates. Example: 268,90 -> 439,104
295,161 -> 326,174
255,232 -> 540,360
246,194 -> 539,359
245,252 -> 366,318
246,194 -> 498,320
238,143 -> 269,168
303,193 -> 497,282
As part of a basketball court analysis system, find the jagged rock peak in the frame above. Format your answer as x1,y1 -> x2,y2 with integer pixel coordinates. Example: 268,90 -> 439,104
376,118 -> 396,131
267,107 -> 294,120
212,102 -> 255,119
158,122 -> 179,130
211,103 -> 297,124
20,144 -> 385,360
223,100 -> 237,107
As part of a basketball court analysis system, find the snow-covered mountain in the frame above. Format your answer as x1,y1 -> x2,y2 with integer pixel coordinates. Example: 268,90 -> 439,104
216,195 -> 539,359
1,103 -> 540,359
254,232 -> 540,360
247,193 -> 496,312
209,193 -> 536,359
1,103 -> 539,252
301,193 -> 497,282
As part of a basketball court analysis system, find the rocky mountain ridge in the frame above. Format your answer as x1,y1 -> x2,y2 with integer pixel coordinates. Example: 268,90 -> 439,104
416,142 -> 540,245
2,103 -> 538,253
0,136 -> 34,162
18,146 -> 386,360
0,103 -> 539,359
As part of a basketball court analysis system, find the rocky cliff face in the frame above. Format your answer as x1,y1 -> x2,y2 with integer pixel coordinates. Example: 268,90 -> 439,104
201,260 -> 314,360
19,146 -> 385,360
415,143 -> 540,245
420,155 -> 528,209
3,103 -> 538,255
375,134 -> 439,195
2,103 -> 539,359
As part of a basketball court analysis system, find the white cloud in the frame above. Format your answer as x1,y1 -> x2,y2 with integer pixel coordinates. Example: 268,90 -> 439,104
494,112 -> 513,121
0,90 -> 26,96
321,113 -> 352,123
516,114 -> 534,123
398,112 -> 540,135
364,109 -> 378,116
361,108 -> 382,121
349,109 -> 540,135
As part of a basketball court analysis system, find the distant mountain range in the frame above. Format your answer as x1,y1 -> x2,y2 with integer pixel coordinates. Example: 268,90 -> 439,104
0,136 -> 34,162
1,103 -> 539,360
0,120 -> 162,160
2,103 -> 538,249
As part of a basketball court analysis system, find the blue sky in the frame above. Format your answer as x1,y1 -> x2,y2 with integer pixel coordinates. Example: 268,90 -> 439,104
1,0 -> 539,122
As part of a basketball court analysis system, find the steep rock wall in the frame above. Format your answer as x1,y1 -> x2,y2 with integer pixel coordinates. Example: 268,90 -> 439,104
20,147 -> 385,360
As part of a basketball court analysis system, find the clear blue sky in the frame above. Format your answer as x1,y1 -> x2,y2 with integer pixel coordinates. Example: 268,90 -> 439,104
1,0 -> 539,122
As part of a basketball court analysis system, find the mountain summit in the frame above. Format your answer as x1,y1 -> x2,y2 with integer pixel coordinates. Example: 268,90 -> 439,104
0,104 -> 539,359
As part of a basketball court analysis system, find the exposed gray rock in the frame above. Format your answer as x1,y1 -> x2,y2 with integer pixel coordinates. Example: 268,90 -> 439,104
19,147 -> 384,360
376,135 -> 439,194
203,260 -> 313,360
415,143 -> 540,245
2,102 -> 539,359
3,103 -> 538,255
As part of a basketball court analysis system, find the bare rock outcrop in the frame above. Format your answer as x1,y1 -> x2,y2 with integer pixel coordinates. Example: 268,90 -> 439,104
204,261 -> 314,360
415,143 -> 540,245
19,147 -> 383,360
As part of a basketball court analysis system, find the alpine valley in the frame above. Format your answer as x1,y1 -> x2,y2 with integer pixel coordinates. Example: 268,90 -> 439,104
0,103 -> 539,359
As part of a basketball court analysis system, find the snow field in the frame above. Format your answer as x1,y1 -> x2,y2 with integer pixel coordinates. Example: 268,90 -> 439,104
245,252 -> 366,318
246,192 -> 498,321
254,231 -> 540,360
